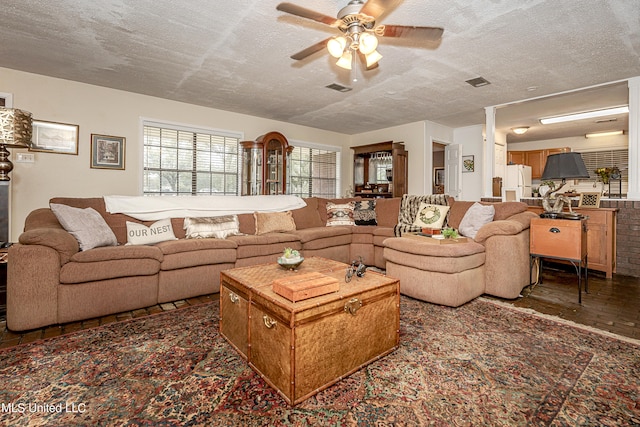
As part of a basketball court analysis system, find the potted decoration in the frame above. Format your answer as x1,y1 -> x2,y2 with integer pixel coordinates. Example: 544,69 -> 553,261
278,247 -> 304,270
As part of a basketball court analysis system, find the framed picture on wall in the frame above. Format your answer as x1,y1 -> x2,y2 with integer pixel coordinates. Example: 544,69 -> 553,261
434,167 -> 445,186
30,120 -> 79,155
91,134 -> 125,170
462,155 -> 475,173
0,92 -> 13,108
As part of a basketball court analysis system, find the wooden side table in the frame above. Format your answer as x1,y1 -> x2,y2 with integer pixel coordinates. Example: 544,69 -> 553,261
529,217 -> 588,303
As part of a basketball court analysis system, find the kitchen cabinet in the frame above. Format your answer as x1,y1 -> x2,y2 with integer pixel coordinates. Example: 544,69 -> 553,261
508,147 -> 571,179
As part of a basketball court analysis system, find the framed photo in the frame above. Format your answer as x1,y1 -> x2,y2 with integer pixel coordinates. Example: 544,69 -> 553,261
0,92 -> 13,108
462,155 -> 475,173
91,134 -> 125,170
30,120 -> 79,155
434,167 -> 445,186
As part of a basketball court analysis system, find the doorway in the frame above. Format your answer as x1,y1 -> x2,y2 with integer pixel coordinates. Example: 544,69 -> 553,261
432,142 -> 445,194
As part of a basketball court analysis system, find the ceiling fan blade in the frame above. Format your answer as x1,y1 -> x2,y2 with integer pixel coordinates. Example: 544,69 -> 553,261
360,0 -> 402,21
277,3 -> 340,27
290,38 -> 331,60
379,25 -> 444,41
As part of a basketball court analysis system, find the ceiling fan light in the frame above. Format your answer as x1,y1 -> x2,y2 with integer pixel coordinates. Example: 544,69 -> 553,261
512,127 -> 529,135
336,50 -> 352,70
358,32 -> 378,55
365,50 -> 383,67
327,36 -> 347,58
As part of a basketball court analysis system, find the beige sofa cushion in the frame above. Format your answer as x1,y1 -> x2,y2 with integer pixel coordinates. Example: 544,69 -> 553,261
229,233 -> 301,259
18,228 -> 80,264
384,238 -> 485,274
291,197 -> 324,229
374,198 -> 401,228
60,245 -> 162,283
448,201 -> 528,229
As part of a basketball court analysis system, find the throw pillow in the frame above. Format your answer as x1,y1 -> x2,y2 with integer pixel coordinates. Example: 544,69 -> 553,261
326,202 -> 355,226
50,203 -> 118,251
254,211 -> 297,235
353,200 -> 377,226
412,203 -> 450,229
458,202 -> 495,239
126,218 -> 178,245
184,215 -> 240,239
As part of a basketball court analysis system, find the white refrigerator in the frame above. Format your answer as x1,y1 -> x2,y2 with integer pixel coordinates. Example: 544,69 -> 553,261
504,165 -> 532,198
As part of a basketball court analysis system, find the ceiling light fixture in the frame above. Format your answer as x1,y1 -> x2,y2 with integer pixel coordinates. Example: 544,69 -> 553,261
328,30 -> 382,71
585,130 -> 624,138
512,127 -> 530,135
539,106 -> 629,125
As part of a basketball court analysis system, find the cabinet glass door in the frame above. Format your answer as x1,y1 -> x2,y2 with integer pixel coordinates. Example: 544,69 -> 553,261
241,143 -> 262,196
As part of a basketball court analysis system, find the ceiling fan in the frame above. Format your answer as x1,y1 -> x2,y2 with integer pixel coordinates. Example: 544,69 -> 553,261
276,0 -> 444,72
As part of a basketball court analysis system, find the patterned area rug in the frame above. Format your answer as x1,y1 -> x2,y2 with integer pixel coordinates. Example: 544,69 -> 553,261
1,296 -> 639,426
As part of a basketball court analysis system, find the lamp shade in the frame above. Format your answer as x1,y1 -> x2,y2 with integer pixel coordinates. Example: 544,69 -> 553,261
541,152 -> 590,180
0,107 -> 32,148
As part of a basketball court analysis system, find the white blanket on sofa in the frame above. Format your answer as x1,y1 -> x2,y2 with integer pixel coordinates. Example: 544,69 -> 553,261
103,195 -> 307,221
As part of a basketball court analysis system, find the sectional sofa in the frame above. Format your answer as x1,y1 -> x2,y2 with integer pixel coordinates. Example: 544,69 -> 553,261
7,195 -> 536,331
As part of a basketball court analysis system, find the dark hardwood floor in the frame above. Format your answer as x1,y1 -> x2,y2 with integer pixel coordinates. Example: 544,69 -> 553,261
1,264 -> 639,348
490,262 -> 640,341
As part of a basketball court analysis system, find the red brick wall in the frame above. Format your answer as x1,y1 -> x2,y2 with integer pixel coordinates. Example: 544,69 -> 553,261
600,199 -> 640,278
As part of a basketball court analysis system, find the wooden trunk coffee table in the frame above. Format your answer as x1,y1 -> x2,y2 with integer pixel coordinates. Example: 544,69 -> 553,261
220,256 -> 400,405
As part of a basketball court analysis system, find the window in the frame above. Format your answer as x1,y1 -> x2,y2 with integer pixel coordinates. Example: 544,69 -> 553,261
581,149 -> 628,182
580,149 -> 628,196
288,142 -> 341,198
143,122 -> 241,195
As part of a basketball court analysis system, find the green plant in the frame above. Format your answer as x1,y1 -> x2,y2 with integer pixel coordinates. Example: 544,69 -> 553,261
541,180 -> 556,190
442,227 -> 459,239
283,247 -> 300,259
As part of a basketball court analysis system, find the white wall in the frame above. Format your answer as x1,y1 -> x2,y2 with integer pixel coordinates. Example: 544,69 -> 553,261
3,67 -> 480,240
454,124 -> 484,201
1,67 -> 350,240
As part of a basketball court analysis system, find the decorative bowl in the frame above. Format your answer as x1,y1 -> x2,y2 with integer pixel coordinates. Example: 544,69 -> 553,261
277,256 -> 304,270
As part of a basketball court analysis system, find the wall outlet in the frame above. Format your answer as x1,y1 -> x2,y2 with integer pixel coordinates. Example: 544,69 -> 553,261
15,153 -> 35,163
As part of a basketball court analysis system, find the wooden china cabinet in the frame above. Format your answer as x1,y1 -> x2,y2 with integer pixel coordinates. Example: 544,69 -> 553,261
351,141 -> 408,198
241,131 -> 294,195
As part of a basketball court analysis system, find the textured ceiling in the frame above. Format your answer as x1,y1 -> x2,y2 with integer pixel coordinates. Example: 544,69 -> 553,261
1,0 -> 639,137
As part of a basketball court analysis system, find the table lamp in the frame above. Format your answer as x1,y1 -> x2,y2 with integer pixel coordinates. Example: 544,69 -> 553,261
540,152 -> 590,216
0,107 -> 33,181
